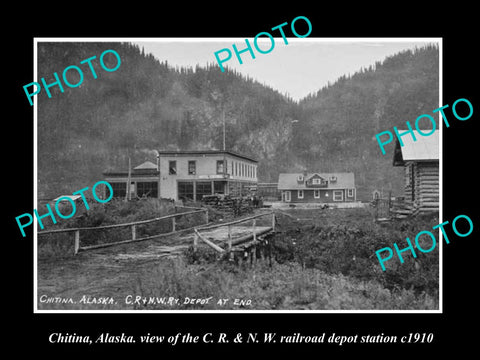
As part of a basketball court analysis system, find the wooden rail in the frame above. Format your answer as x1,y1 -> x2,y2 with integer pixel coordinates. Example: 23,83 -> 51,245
193,211 -> 275,255
37,206 -> 209,255
195,211 -> 275,231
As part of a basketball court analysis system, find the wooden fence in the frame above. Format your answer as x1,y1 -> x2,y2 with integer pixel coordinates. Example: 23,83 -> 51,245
37,206 -> 209,255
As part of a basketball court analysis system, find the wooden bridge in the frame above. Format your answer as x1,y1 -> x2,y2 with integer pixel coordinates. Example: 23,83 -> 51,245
189,211 -> 276,264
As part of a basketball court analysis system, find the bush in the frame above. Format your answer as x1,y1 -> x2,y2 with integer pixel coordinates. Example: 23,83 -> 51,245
272,212 -> 439,296
184,245 -> 218,264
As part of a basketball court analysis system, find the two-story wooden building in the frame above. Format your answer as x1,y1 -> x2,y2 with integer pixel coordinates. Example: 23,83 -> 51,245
277,172 -> 356,203
103,150 -> 258,201
157,150 -> 258,201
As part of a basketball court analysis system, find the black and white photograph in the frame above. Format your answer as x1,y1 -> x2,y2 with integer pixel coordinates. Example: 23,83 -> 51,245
33,38 -> 441,312
7,7 -> 478,356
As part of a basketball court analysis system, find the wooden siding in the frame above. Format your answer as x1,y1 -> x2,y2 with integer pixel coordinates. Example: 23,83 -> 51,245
282,189 -> 355,203
404,161 -> 439,214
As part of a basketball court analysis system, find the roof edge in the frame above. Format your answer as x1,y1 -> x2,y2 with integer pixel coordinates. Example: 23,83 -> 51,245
157,150 -> 258,163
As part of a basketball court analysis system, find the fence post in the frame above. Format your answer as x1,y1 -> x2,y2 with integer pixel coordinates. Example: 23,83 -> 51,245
204,209 -> 209,225
252,218 -> 257,242
74,230 -> 80,255
193,231 -> 198,252
172,217 -> 176,232
131,224 -> 136,241
227,225 -> 232,252
271,212 -> 276,231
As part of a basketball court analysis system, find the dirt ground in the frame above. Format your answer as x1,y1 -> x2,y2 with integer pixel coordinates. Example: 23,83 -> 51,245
36,211 -> 276,310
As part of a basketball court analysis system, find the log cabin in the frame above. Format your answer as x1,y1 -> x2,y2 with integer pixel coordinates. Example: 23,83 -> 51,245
392,130 -> 439,215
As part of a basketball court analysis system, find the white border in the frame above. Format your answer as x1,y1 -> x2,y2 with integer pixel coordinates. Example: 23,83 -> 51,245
33,37 -> 443,314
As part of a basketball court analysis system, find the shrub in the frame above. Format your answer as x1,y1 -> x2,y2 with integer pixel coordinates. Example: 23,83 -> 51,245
271,212 -> 439,296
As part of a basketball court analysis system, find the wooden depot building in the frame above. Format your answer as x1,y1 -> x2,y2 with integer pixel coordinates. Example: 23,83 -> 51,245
277,172 -> 356,203
103,150 -> 258,201
392,130 -> 439,214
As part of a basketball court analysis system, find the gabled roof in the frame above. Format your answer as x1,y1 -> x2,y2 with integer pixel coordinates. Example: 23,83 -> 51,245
103,160 -> 160,177
134,161 -> 158,170
278,172 -> 355,190
305,173 -> 325,181
393,130 -> 439,166
52,195 -> 82,202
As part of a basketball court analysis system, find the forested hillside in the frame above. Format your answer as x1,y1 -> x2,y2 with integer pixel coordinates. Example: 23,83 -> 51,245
297,45 -> 439,199
36,42 -> 439,201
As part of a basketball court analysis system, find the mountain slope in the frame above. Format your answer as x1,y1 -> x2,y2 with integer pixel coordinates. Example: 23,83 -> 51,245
295,45 -> 439,199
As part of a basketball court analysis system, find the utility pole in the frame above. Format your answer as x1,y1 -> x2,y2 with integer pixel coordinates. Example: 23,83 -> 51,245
125,156 -> 131,201
222,108 -> 228,195
223,108 -> 226,152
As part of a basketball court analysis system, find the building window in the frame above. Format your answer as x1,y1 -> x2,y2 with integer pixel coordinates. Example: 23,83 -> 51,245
188,160 -> 196,175
347,188 -> 354,197
214,181 -> 224,194
284,191 -> 291,202
314,190 -> 320,198
178,181 -> 194,201
169,160 -> 177,175
196,181 -> 212,201
312,178 -> 321,185
217,160 -> 225,174
137,182 -> 158,198
333,190 -> 343,201
298,190 -> 304,199
111,182 -> 126,198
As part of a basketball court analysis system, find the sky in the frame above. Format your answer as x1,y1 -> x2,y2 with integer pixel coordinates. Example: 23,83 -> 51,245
133,38 -> 439,102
